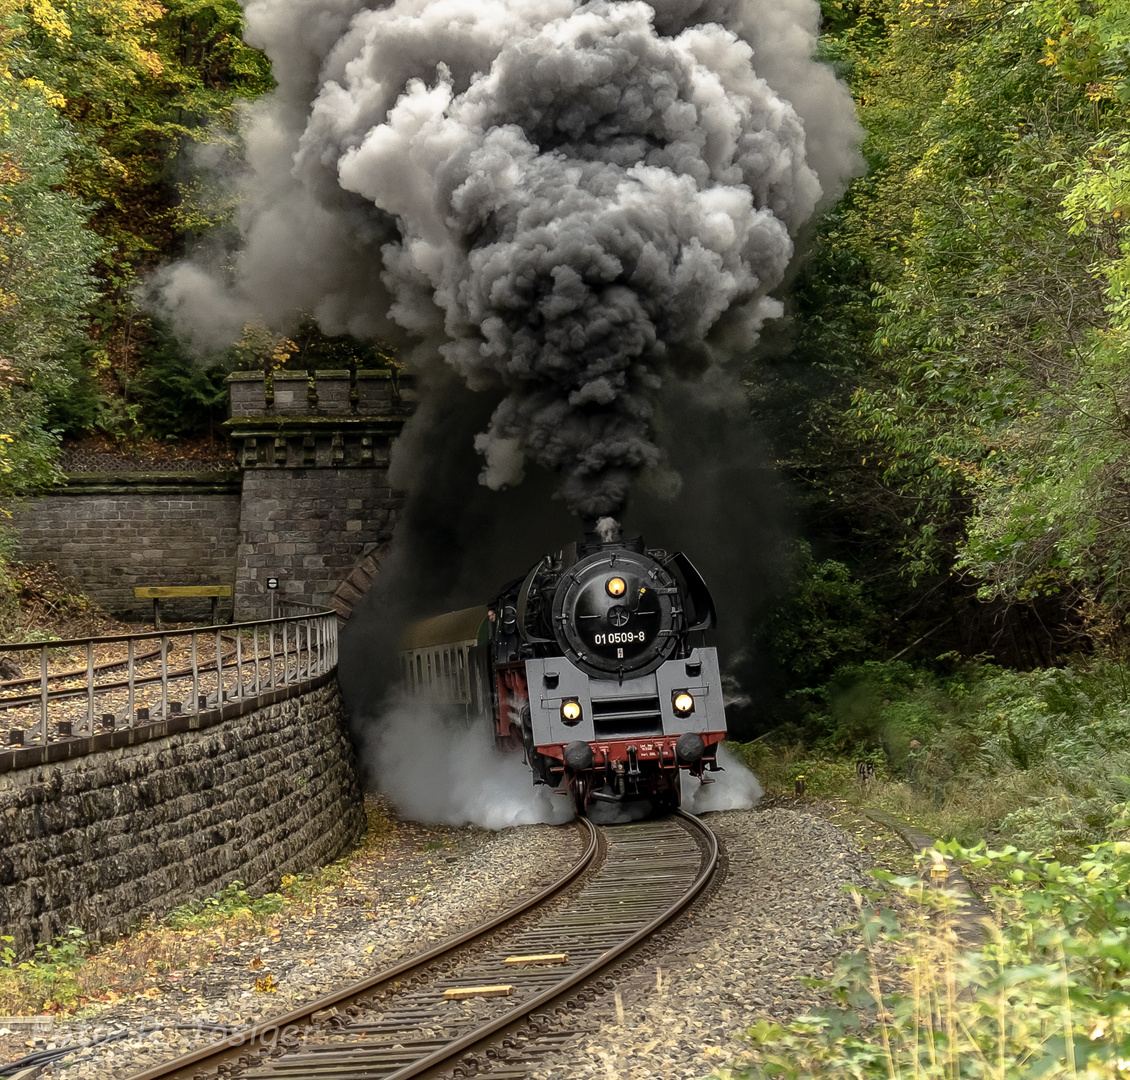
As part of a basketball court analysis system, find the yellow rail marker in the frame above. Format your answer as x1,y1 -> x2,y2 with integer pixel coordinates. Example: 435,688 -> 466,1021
443,985 -> 515,1000
504,954 -> 569,967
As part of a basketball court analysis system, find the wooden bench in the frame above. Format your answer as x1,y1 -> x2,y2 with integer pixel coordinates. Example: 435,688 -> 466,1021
134,585 -> 232,629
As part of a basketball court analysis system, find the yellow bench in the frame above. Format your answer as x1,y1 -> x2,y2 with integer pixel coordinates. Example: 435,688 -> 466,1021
134,585 -> 232,629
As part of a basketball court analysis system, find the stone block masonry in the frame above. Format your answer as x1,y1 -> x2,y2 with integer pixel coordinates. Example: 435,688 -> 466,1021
7,369 -> 413,622
227,370 -> 413,620
0,678 -> 365,959
235,469 -> 400,619
8,476 -> 241,622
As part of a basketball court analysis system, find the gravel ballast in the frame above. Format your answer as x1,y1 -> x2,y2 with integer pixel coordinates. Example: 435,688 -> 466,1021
1,801 -> 877,1079
527,806 -> 875,1080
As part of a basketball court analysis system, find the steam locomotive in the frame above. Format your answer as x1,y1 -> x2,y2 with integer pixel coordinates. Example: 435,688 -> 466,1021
398,521 -> 726,814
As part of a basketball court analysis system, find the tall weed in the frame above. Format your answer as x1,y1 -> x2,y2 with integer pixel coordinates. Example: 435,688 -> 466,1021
703,839 -> 1130,1080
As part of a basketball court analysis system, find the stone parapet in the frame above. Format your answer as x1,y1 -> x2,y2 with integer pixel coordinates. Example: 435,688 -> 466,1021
227,369 -> 416,421
0,677 -> 364,959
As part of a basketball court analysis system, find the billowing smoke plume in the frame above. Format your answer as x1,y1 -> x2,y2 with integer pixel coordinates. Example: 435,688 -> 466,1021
152,0 -> 861,515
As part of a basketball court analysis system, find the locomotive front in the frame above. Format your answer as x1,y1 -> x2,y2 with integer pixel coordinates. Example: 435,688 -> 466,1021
398,523 -> 728,814
490,524 -> 727,811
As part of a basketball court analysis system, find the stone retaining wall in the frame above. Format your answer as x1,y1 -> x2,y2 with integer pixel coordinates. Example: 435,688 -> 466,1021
6,371 -> 412,622
0,677 -> 365,958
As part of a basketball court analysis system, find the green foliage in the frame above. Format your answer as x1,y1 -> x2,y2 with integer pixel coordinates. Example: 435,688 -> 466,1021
811,0 -> 1130,629
132,321 -> 229,439
737,658 -> 1130,854
286,319 -> 397,373
6,0 -> 273,261
0,81 -> 102,503
0,927 -> 91,1010
997,792 -> 1130,861
703,840 -> 1130,1080
164,881 -> 284,932
757,543 -> 884,690
0,0 -> 274,483
1029,0 -> 1130,103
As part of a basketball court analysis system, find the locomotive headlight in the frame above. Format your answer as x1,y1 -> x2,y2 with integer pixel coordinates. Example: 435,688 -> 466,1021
672,691 -> 695,717
561,698 -> 583,724
606,576 -> 627,598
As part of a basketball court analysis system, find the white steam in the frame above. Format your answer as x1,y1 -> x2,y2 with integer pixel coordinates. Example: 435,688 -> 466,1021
363,696 -> 760,826
150,0 -> 862,514
682,744 -> 763,812
363,697 -> 575,829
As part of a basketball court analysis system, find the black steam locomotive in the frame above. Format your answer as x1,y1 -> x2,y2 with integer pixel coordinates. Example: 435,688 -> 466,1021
399,521 -> 726,813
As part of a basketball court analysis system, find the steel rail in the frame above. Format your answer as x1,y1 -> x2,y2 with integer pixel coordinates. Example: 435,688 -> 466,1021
0,644 -> 166,692
157,812 -> 717,1080
123,817 -> 600,1080
370,810 -> 719,1080
0,641 -> 241,712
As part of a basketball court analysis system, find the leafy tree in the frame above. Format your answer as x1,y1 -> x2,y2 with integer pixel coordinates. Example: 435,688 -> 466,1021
0,0 -> 273,449
946,2 -> 1130,617
6,0 -> 272,266
796,0 -> 1130,655
0,75 -> 102,502
757,541 -> 883,689
132,320 -> 228,441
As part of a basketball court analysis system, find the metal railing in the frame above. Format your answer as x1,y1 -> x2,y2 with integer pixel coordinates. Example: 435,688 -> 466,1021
0,609 -> 338,747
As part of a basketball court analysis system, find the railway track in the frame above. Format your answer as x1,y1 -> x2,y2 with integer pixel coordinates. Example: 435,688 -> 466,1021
0,639 -> 241,713
124,812 -> 718,1080
1,610 -> 335,744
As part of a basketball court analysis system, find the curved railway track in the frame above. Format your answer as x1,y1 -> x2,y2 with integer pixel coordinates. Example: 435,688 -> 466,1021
125,812 -> 718,1080
0,643 -> 165,694
0,639 -> 242,713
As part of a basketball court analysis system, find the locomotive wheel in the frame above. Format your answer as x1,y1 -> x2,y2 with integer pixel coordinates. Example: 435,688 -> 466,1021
566,771 -> 591,817
655,775 -> 681,815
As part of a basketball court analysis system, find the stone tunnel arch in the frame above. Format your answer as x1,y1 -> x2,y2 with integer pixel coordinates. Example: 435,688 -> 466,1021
330,542 -> 390,623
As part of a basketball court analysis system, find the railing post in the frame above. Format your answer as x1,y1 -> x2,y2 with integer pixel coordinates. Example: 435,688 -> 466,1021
128,637 -> 136,725
84,641 -> 95,736
214,628 -> 223,703
191,632 -> 199,713
3,607 -> 337,746
160,635 -> 169,721
38,647 -> 48,741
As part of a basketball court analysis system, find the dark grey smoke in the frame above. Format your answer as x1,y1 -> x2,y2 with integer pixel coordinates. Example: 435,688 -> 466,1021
151,0 -> 861,515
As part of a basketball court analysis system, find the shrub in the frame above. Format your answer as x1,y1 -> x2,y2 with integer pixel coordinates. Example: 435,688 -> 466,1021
996,794 -> 1130,861
757,543 -> 885,693
703,839 -> 1130,1080
0,927 -> 91,1013
164,881 -> 284,932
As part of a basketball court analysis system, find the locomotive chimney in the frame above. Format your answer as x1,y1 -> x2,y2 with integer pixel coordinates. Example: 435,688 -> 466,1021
582,515 -> 624,549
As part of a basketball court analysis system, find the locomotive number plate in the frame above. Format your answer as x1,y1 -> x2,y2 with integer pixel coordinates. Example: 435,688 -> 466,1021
591,631 -> 647,645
